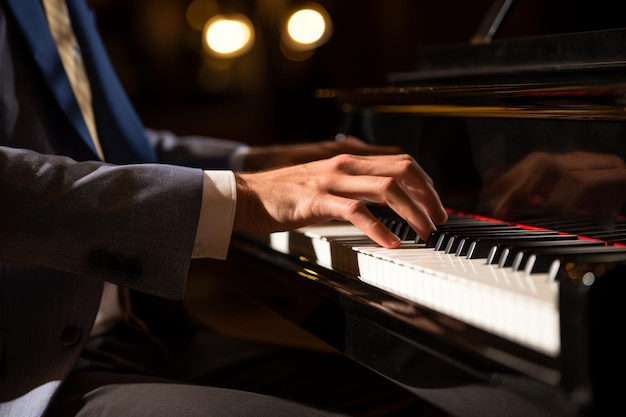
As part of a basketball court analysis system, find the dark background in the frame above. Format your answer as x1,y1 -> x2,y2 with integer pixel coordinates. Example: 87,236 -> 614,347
89,0 -> 624,147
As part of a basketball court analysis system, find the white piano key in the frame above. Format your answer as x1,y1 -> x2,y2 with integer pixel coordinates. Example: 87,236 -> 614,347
267,221 -> 561,357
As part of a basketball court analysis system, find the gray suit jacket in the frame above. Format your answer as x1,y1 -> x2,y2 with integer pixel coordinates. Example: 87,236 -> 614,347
0,1 -> 245,415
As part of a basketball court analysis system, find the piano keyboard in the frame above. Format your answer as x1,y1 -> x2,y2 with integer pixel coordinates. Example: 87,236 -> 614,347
265,213 -> 626,359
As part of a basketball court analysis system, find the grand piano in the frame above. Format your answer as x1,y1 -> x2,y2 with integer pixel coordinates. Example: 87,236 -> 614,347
225,1 -> 626,416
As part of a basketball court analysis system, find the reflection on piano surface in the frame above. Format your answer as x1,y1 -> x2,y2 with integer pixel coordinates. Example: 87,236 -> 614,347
228,2 -> 626,416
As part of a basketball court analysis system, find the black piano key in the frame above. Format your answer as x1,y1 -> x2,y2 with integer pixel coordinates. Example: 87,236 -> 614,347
395,222 -> 417,241
591,228 -> 626,243
380,218 -> 414,241
516,216 -> 626,244
514,245 -> 626,274
383,218 -> 399,232
436,228 -> 552,252
431,226 -> 524,250
502,240 -> 608,269
464,233 -> 581,259
372,211 -> 503,244
491,238 -> 602,265
425,217 -> 509,247
525,216 -> 604,229
501,240 -> 606,269
442,229 -> 548,253
436,217 -> 510,230
512,241 -> 626,273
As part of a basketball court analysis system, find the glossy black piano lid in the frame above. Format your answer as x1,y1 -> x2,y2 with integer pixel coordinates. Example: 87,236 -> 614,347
322,23 -> 626,246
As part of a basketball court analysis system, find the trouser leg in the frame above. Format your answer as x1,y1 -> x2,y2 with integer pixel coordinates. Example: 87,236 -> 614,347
46,319 -> 446,417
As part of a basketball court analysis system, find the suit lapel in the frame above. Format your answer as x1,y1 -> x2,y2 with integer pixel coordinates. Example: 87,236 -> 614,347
5,0 -> 156,163
5,0 -> 100,158
66,0 -> 156,163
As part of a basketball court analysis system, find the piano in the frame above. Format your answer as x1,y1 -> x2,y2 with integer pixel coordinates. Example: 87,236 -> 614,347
225,1 -> 626,416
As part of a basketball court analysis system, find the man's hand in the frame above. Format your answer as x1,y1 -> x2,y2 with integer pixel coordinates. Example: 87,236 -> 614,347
242,136 -> 404,170
234,153 -> 448,248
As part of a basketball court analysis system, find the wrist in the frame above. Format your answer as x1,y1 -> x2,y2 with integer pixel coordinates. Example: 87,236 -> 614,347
233,173 -> 254,231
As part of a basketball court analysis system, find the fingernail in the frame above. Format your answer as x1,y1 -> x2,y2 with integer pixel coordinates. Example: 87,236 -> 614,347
388,234 -> 402,247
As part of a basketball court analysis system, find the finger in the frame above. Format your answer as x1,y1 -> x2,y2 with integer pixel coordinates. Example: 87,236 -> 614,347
329,154 -> 447,224
311,193 -> 403,248
333,153 -> 434,187
319,174 -> 438,241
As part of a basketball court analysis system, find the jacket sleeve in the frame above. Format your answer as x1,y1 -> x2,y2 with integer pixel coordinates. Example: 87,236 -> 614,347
146,128 -> 247,170
0,145 -> 205,299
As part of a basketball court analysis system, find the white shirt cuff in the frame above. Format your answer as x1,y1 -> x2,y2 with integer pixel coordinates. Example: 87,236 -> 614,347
192,170 -> 237,259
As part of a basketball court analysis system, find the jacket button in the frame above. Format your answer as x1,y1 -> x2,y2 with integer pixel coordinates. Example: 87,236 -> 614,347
60,326 -> 82,347
106,256 -> 125,273
125,260 -> 142,279
87,250 -> 107,269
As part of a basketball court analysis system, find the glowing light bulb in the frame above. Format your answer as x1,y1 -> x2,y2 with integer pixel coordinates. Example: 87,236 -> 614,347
287,9 -> 325,45
203,14 -> 254,57
282,3 -> 332,58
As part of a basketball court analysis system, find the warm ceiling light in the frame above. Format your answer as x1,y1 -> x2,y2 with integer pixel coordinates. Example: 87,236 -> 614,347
283,3 -> 332,53
203,14 -> 254,57
287,9 -> 325,45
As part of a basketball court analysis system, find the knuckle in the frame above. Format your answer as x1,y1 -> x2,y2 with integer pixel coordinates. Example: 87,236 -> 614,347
378,176 -> 398,192
384,154 -> 414,175
331,153 -> 353,169
395,157 -> 414,171
344,198 -> 365,216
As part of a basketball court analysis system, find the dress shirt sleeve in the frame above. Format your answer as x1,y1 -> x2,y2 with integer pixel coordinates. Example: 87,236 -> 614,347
192,170 -> 237,259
